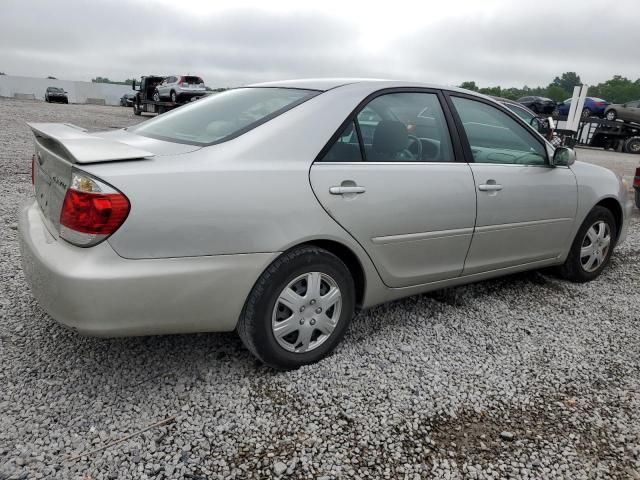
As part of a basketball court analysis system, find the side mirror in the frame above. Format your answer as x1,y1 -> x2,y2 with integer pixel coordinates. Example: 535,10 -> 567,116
131,79 -> 137,91
552,147 -> 576,167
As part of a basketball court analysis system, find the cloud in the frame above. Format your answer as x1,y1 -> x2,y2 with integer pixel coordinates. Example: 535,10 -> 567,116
1,0 -> 638,88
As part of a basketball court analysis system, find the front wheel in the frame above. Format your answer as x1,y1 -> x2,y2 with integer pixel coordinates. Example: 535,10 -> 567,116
237,246 -> 355,370
581,107 -> 592,119
133,102 -> 141,116
624,136 -> 640,154
635,190 -> 640,209
605,110 -> 617,121
170,91 -> 177,103
153,90 -> 160,102
558,206 -> 617,283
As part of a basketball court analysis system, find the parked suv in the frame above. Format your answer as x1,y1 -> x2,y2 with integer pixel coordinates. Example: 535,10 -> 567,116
153,75 -> 206,103
45,87 -> 68,104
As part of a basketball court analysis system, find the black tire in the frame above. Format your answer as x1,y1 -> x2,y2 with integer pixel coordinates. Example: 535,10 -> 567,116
635,190 -> 640,210
170,90 -> 177,103
623,136 -> 640,154
153,90 -> 160,102
133,102 -> 141,116
558,206 -> 617,283
581,107 -> 592,119
605,110 -> 617,121
237,246 -> 355,370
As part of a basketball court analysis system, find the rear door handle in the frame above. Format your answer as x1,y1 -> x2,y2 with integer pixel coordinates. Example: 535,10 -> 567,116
478,184 -> 503,192
329,186 -> 366,195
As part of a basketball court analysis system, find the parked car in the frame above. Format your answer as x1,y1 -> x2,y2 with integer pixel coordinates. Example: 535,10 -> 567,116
604,100 -> 640,123
20,79 -> 631,370
516,96 -> 556,114
556,97 -> 609,119
119,92 -> 135,107
44,87 -> 68,104
153,75 -> 206,103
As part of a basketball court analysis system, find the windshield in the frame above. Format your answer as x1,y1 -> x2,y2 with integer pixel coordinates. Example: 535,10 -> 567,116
49,87 -> 63,92
129,87 -> 318,145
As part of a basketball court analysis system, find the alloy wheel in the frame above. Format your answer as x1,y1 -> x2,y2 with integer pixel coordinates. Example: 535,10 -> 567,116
580,221 -> 611,273
271,272 -> 342,353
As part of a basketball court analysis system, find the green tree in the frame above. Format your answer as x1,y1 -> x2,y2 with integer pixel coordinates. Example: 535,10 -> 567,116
459,81 -> 479,92
551,72 -> 582,93
478,86 -> 502,97
589,75 -> 640,104
545,85 -> 570,102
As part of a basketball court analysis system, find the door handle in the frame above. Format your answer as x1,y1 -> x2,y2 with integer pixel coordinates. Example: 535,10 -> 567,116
329,186 -> 366,195
478,183 -> 503,192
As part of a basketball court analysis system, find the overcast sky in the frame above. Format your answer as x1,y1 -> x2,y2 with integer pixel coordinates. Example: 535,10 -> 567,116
1,0 -> 638,88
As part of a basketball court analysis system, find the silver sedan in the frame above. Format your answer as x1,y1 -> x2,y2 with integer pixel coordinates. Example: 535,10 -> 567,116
19,79 -> 632,369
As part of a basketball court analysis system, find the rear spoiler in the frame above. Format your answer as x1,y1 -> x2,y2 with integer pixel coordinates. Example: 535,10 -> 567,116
27,122 -> 155,164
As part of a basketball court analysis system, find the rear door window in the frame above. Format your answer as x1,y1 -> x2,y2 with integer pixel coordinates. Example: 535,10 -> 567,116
319,92 -> 454,163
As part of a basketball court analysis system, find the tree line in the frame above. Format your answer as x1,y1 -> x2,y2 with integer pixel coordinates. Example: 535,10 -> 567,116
459,72 -> 640,104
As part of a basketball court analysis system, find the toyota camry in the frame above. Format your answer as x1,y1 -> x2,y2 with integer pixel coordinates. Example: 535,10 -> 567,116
19,79 -> 632,369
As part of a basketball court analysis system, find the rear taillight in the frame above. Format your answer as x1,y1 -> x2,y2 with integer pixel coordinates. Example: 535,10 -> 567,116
595,102 -> 606,106
59,171 -> 130,247
31,154 -> 35,185
634,166 -> 640,188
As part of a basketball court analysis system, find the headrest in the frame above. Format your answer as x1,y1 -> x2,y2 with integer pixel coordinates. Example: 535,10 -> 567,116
372,120 -> 408,154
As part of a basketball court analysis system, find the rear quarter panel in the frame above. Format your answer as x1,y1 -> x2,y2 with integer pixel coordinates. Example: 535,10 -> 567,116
80,84 -> 393,307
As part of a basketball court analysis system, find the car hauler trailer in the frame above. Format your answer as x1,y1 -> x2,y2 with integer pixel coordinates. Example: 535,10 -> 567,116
131,76 -> 206,116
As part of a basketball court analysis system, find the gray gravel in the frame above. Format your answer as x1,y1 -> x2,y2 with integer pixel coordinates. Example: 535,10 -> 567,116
1,97 -> 639,479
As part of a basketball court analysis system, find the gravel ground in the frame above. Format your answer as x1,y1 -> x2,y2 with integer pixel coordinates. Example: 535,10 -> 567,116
1,97 -> 639,480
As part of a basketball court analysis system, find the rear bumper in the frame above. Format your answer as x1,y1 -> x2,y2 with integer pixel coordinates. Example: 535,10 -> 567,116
176,91 -> 206,101
19,200 -> 278,336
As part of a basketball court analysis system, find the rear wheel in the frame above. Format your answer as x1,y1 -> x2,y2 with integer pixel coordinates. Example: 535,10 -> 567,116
635,190 -> 640,209
558,206 -> 616,282
605,110 -> 617,121
623,136 -> 640,154
237,246 -> 355,370
581,107 -> 592,119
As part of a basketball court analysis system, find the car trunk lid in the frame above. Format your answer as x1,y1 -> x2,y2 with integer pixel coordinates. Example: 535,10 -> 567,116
28,122 -> 155,238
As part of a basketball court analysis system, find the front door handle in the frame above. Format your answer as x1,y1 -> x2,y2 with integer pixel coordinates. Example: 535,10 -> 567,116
478,183 -> 503,192
329,186 -> 366,195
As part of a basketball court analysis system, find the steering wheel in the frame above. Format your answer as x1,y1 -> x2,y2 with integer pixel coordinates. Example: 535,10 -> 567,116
407,135 -> 423,161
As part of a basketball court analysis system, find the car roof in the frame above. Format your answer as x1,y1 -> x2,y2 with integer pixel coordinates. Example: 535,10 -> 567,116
246,78 -> 492,97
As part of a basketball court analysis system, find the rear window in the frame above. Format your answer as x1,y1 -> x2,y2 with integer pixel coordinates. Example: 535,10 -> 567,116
129,87 -> 318,146
184,76 -> 204,84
